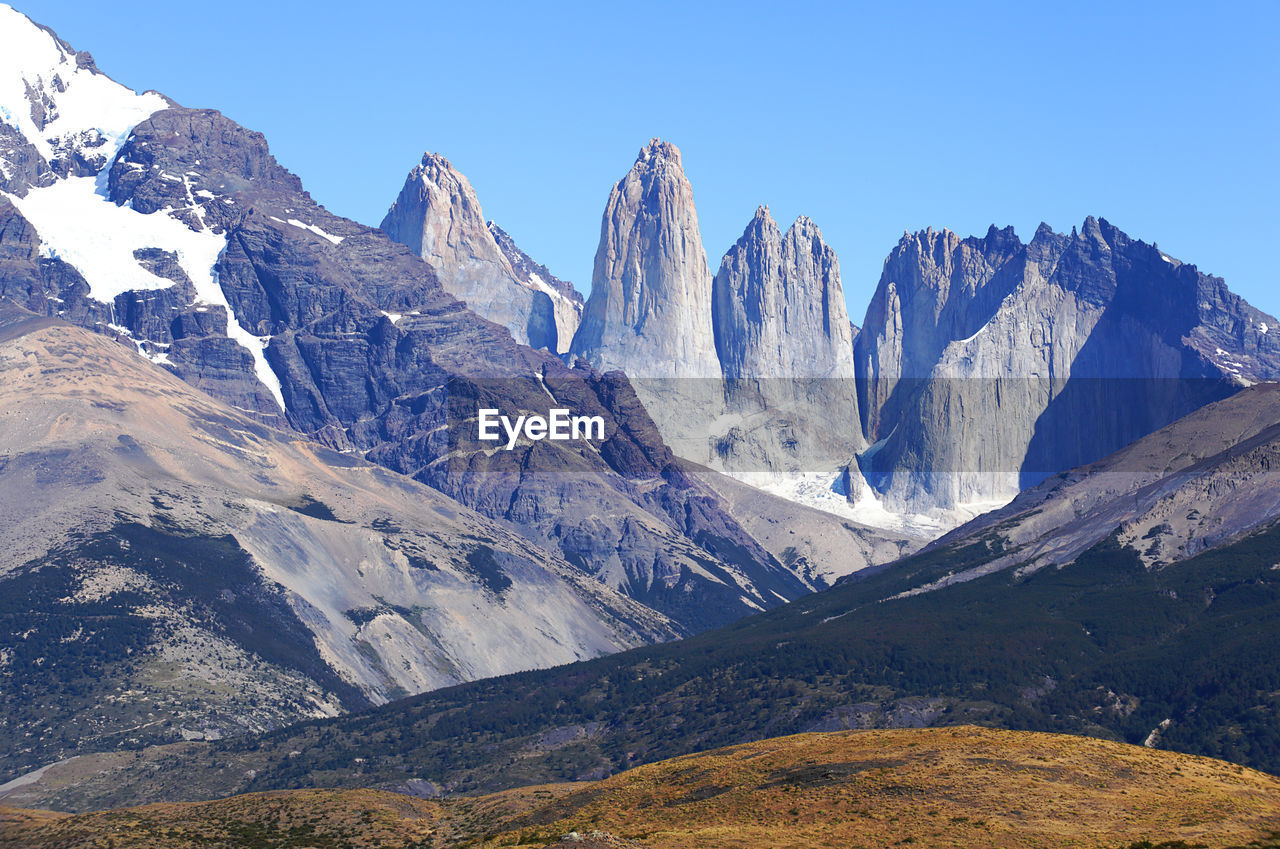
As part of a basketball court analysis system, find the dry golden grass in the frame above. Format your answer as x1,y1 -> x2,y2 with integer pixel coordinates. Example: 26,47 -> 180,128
484,727 -> 1280,849
5,727 -> 1280,848
0,788 -> 444,848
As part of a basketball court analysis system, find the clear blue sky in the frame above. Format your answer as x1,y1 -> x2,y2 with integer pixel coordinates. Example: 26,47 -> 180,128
13,0 -> 1280,321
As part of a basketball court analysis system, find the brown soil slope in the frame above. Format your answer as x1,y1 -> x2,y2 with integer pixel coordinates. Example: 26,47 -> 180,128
5,727 -> 1280,848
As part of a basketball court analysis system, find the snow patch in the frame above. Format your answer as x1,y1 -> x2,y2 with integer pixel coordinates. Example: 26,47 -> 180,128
1261,323 -> 1270,335
284,217 -> 343,244
5,176 -> 285,411
730,467 -> 963,538
0,5 -> 166,164
6,176 -> 223,301
955,316 -> 995,346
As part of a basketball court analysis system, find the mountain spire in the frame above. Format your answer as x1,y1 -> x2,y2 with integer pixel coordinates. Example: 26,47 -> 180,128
570,138 -> 719,378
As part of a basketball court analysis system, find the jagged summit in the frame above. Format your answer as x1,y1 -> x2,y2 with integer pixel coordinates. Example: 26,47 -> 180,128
635,136 -> 683,171
2,15 -> 867,782
853,216 -> 1280,516
383,151 -> 510,275
570,137 -> 719,378
0,4 -> 170,192
380,150 -> 581,352
710,203 -> 863,475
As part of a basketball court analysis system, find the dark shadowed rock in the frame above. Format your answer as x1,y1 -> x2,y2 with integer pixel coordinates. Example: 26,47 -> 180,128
853,219 -> 1280,516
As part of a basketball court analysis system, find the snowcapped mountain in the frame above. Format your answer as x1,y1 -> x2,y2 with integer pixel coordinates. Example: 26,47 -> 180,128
0,6 -> 286,418
1,3 -> 902,757
0,5 -> 168,187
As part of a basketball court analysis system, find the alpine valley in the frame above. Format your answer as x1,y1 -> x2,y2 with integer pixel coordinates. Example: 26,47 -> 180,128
2,4 -> 1279,848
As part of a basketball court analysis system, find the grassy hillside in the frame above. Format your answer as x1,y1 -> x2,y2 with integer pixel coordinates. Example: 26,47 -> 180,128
6,728 -> 1280,848
12,520 -> 1280,812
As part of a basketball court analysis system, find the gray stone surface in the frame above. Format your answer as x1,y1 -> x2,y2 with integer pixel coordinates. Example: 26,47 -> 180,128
96,106 -> 815,634
853,218 -> 1280,514
571,139 -> 720,379
381,152 -> 581,353
0,15 -> 831,638
906,383 -> 1280,594
487,220 -> 583,353
0,310 -> 680,776
711,206 -> 863,473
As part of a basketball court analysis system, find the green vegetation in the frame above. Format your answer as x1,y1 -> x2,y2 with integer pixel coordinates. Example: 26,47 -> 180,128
0,522 -> 367,778
150,521 -> 1280,797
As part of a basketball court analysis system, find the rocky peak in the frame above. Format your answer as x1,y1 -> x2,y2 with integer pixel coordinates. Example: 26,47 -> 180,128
635,136 -> 683,172
709,206 -> 862,473
381,152 -> 579,352
852,216 -> 1280,518
714,209 -> 857,377
744,203 -> 778,238
570,138 -> 719,378
854,223 -> 1024,442
0,5 -> 169,188
383,152 -> 513,276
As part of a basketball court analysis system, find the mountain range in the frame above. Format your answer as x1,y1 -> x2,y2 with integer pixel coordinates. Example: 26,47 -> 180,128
24,378 -> 1280,811
383,133 -> 1280,530
0,3 -> 907,779
3,1 -> 1280,829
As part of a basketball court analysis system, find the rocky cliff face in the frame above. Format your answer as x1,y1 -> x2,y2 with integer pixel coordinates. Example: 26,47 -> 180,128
566,139 -> 728,468
911,382 -> 1280,592
380,152 -> 580,352
0,8 -> 826,646
710,206 -> 863,474
714,207 -> 859,383
854,218 -> 1280,515
0,307 -> 678,778
562,142 -> 1280,527
114,110 -> 811,633
568,143 -> 872,490
487,219 -> 583,351
571,139 -> 720,379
